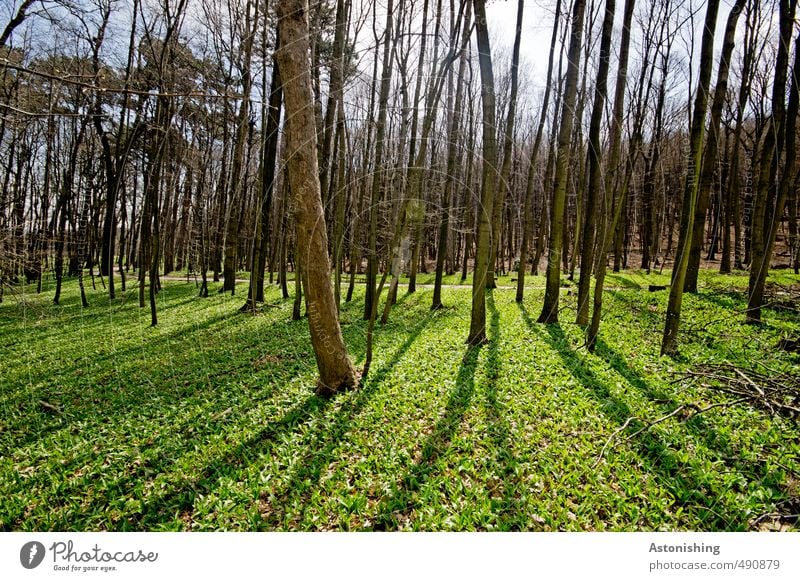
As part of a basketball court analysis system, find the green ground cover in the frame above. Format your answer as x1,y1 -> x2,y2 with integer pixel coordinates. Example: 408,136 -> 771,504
1,270 -> 798,531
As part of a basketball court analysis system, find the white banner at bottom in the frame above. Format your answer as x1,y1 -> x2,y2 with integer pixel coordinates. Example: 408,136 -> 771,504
1,532 -> 798,580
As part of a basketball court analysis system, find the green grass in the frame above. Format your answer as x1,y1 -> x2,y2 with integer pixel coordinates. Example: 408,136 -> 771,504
1,270 -> 798,531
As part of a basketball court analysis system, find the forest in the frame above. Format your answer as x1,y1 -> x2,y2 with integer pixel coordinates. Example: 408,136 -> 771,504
1,0 -> 799,531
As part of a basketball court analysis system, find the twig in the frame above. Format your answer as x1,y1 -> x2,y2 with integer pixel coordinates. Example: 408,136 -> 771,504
592,417 -> 638,468
38,400 -> 63,416
593,398 -> 751,467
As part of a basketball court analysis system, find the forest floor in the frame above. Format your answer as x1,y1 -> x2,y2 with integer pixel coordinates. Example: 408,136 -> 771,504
1,269 -> 799,531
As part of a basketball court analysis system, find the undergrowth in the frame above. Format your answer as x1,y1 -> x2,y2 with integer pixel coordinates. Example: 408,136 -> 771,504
0,270 -> 798,531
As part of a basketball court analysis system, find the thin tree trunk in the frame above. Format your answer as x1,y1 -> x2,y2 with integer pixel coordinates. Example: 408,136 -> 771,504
576,0 -> 616,325
365,0 -> 395,320
662,0 -> 721,355
487,0 -> 523,290
684,0 -> 746,292
586,0 -> 635,351
538,0 -> 587,324
432,6 -> 471,309
245,27 -> 283,310
517,0 -> 561,302
747,8 -> 799,322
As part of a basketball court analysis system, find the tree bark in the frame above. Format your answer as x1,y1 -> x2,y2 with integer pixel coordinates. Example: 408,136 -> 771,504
586,0 -> 635,351
538,0 -> 587,324
747,6 -> 799,322
245,27 -> 283,310
432,7 -> 471,309
467,0 -> 499,345
487,0 -> 523,290
684,0 -> 746,293
277,0 -> 356,395
576,0 -> 615,325
516,0 -> 561,303
661,0 -> 721,356
364,0 -> 395,320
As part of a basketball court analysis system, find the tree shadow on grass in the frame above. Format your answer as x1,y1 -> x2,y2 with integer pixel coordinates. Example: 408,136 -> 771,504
0,356 -> 301,530
124,304 -> 440,529
255,306 -> 442,529
697,290 -> 798,327
483,293 -> 526,530
371,341 -> 481,530
605,274 -> 643,289
592,338 -> 775,482
516,303 -> 750,529
1,300 -> 324,528
2,284 -> 438,530
0,307 -> 253,452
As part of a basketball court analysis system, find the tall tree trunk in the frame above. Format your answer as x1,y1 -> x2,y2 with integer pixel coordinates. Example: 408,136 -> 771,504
684,0 -> 746,292
432,6 -> 471,309
364,0 -> 395,320
576,0 -> 616,325
318,0 -> 349,207
586,0 -> 635,351
223,0 -> 256,295
379,3 -> 465,324
332,115 -> 347,310
538,0 -> 587,324
277,0 -> 356,395
487,0 -> 523,289
467,0 -> 499,345
747,5 -> 799,322
516,0 -> 561,303
406,0 -> 432,294
245,27 -> 283,310
661,0 -> 721,356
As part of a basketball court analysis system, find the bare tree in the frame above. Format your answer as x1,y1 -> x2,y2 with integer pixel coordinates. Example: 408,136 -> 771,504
466,0 -> 498,345
277,0 -> 356,395
662,0 -> 721,356
538,0 -> 587,324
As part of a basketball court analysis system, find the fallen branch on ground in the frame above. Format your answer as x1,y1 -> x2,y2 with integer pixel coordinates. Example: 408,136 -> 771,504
593,362 -> 799,467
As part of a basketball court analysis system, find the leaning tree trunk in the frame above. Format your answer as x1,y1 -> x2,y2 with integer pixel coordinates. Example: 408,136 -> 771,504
575,0 -> 615,325
684,0 -> 746,293
661,0 -> 721,356
277,0 -> 356,395
538,0 -> 587,324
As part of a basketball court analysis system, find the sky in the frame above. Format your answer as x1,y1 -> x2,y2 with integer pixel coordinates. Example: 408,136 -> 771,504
482,0 -> 768,116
